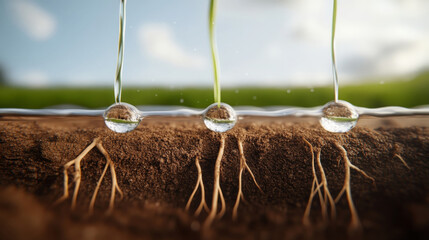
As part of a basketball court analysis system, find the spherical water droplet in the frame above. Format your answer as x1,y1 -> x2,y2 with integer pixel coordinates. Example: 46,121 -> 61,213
203,103 -> 237,132
320,100 -> 359,133
104,103 -> 142,133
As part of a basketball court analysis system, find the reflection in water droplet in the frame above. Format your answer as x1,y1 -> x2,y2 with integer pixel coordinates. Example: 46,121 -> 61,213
103,103 -> 142,133
203,103 -> 237,132
320,100 -> 359,133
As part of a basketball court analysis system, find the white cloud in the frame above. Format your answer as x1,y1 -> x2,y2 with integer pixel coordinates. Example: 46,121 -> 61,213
376,39 -> 429,76
15,70 -> 49,87
138,23 -> 207,68
10,0 -> 57,41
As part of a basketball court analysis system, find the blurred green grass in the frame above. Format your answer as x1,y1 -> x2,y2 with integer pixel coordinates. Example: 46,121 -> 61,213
0,72 -> 428,109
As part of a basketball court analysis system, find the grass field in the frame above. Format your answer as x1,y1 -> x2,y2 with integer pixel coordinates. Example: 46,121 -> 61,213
0,72 -> 428,109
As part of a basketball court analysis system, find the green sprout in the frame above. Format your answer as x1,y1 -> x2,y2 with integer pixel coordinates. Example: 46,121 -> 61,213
331,0 -> 339,103
209,0 -> 221,107
114,0 -> 127,104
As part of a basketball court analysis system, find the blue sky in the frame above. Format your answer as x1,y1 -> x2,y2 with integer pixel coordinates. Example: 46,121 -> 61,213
1,0 -> 429,88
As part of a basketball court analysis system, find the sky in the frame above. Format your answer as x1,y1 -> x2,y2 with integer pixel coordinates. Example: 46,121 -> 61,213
0,0 -> 429,88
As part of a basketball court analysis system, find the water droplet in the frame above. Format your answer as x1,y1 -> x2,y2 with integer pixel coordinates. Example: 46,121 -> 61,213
203,103 -> 237,132
320,100 -> 359,133
154,93 -> 158,97
287,89 -> 291,94
180,98 -> 184,103
103,103 -> 142,133
310,88 -> 314,92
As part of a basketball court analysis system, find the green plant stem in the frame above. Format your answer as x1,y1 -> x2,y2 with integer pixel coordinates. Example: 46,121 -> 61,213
331,0 -> 339,103
114,0 -> 127,104
209,0 -> 221,106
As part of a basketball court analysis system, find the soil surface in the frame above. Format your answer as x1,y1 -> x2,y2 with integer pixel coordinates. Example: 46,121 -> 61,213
0,115 -> 428,240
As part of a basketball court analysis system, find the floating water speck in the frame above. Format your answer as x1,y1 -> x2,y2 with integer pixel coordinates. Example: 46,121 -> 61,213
104,103 -> 142,133
320,100 -> 359,133
203,103 -> 237,132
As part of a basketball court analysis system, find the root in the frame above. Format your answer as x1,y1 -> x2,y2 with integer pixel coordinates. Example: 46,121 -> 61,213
203,134 -> 226,230
54,138 -> 123,215
232,138 -> 263,220
316,150 -> 336,221
186,156 -> 209,216
334,143 -> 374,230
394,154 -> 410,170
302,139 -> 335,226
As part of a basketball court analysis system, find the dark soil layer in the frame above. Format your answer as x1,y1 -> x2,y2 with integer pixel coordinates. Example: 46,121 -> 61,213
0,115 -> 428,240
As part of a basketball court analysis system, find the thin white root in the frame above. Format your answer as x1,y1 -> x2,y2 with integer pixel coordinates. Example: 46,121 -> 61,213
302,139 -> 335,225
394,154 -> 410,170
334,143 -> 374,230
232,139 -> 263,220
203,135 -> 226,230
186,156 -> 209,216
54,138 -> 123,215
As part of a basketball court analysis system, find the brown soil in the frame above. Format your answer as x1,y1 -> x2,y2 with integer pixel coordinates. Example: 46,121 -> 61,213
0,115 -> 428,240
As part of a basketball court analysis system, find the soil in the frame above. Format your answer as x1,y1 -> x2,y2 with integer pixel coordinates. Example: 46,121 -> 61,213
0,115 -> 428,240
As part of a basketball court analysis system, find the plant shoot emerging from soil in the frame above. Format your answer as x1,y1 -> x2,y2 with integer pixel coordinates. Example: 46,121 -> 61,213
209,0 -> 221,106
104,0 -> 141,134
331,0 -> 339,103
55,138 -> 123,215
320,0 -> 359,133
114,0 -> 126,104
